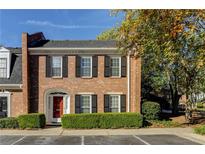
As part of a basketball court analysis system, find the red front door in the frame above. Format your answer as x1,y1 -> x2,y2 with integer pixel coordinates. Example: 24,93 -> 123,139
53,96 -> 63,118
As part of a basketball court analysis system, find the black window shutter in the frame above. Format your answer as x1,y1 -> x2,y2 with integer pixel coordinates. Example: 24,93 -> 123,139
121,56 -> 127,77
104,95 -> 110,112
92,95 -> 97,113
63,56 -> 68,77
76,56 -> 81,77
120,94 -> 126,112
46,56 -> 51,77
75,95 -> 81,113
104,56 -> 110,77
92,56 -> 98,77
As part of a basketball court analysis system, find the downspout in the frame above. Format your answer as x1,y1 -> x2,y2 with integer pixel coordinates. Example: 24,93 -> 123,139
127,51 -> 131,112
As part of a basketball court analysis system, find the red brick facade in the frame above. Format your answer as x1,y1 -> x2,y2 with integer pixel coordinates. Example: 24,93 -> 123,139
10,90 -> 24,117
7,33 -> 141,120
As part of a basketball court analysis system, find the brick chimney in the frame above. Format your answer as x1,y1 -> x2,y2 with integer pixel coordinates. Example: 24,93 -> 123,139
22,32 -> 30,113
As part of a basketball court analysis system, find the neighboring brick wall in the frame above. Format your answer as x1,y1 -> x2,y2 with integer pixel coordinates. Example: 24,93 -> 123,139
27,55 -> 141,114
22,33 -> 29,113
29,55 -> 39,113
10,90 -> 24,117
8,55 -> 141,117
130,56 -> 141,112
13,33 -> 142,117
36,55 -> 127,113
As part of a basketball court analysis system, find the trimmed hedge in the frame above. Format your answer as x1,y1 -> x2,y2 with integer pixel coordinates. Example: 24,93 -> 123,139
142,101 -> 161,120
61,113 -> 143,129
0,117 -> 19,129
18,113 -> 46,129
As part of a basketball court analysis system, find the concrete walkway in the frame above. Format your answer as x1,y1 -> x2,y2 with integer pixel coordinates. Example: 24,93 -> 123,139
1,127 -> 205,144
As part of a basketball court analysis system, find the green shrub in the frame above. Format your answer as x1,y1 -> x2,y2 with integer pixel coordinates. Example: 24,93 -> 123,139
61,113 -> 143,129
142,101 -> 161,120
197,102 -> 204,108
150,120 -> 181,128
0,117 -> 19,129
18,113 -> 46,129
62,114 -> 99,129
194,125 -> 205,135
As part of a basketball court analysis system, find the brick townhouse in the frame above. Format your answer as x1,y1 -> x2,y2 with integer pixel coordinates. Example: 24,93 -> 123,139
0,32 -> 141,124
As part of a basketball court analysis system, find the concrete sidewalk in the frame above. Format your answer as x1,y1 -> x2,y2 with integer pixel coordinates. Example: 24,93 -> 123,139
1,127 -> 205,144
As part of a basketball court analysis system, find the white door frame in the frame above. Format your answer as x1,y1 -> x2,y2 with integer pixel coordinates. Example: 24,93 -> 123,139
46,93 -> 70,123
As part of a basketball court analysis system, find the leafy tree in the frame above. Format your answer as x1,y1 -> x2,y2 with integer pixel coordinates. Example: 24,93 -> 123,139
97,10 -> 205,118
116,10 -> 205,118
96,27 -> 119,40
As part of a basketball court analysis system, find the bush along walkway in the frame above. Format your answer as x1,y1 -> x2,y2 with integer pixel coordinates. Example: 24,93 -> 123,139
61,113 -> 143,129
0,113 -> 46,129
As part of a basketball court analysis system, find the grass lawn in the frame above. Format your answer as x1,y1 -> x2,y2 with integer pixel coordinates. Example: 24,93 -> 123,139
146,120 -> 181,128
194,125 -> 205,135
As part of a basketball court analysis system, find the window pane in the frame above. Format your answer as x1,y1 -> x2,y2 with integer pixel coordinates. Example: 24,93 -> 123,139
0,58 -> 7,78
110,95 -> 119,112
111,68 -> 120,76
0,97 -> 7,118
81,95 -> 91,113
81,57 -> 91,77
82,68 -> 91,76
111,58 -> 119,67
51,57 -> 62,77
52,68 -> 61,76
52,57 -> 61,67
0,58 -> 7,68
111,57 -> 120,76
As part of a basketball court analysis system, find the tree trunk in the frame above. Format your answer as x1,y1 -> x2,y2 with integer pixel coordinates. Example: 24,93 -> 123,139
172,94 -> 181,115
169,83 -> 181,115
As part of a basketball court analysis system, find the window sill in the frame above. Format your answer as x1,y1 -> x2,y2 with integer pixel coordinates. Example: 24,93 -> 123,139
109,76 -> 122,79
81,76 -> 93,79
51,76 -> 63,79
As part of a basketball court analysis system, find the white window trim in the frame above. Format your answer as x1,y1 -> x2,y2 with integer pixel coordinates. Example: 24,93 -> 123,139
0,58 -> 7,78
110,94 -> 121,113
51,56 -> 63,78
110,56 -> 121,77
81,95 -> 92,113
0,91 -> 11,117
81,56 -> 92,78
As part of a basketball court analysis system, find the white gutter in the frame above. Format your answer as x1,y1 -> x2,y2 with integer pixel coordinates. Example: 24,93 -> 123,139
29,47 -> 118,51
127,52 -> 131,112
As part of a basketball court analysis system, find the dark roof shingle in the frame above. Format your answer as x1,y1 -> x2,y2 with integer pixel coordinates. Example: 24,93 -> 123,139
30,40 -> 117,48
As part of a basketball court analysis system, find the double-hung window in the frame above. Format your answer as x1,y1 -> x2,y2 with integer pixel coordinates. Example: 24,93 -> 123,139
110,95 -> 120,112
0,58 -> 7,78
110,57 -> 121,77
51,56 -> 62,77
81,95 -> 92,113
81,57 -> 92,77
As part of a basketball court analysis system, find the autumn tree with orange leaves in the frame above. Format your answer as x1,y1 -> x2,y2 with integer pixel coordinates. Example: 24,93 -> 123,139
113,10 -> 205,120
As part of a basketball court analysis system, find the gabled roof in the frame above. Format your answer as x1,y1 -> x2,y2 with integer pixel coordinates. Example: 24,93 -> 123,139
29,40 -> 117,48
0,46 -> 10,52
0,48 -> 22,85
